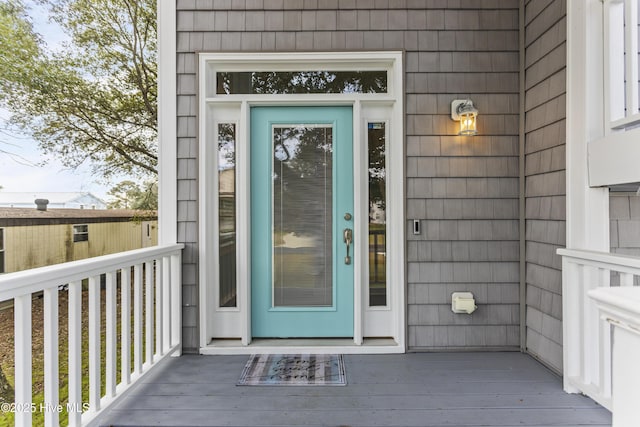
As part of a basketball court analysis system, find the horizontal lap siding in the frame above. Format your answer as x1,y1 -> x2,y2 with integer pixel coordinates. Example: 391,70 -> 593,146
524,0 -> 566,373
175,0 -> 520,351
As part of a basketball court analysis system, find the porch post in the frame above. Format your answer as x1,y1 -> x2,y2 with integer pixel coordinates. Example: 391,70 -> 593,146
566,0 -> 609,252
564,0 -> 610,396
157,0 -> 180,356
157,0 -> 177,246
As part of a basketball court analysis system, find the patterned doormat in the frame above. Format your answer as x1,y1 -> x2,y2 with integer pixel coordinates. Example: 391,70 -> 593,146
237,354 -> 346,386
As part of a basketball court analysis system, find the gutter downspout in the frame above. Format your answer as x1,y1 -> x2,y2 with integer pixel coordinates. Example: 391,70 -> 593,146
519,0 -> 527,352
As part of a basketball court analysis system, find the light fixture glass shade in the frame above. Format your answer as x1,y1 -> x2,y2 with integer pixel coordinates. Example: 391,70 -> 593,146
451,99 -> 478,136
459,111 -> 477,136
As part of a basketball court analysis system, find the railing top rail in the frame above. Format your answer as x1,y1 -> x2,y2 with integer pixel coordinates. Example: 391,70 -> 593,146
557,248 -> 640,270
0,243 -> 184,302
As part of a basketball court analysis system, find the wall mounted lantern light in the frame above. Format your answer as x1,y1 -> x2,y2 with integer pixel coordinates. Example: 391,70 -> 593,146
451,99 -> 478,136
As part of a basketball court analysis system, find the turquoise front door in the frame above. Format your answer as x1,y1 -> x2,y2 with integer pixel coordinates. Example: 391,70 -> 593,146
250,106 -> 354,338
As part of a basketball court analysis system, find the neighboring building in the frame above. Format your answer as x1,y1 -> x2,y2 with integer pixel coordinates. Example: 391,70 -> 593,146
0,207 -> 157,273
0,192 -> 107,210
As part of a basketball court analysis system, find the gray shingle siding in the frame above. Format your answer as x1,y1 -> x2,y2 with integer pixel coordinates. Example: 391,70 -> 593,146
610,193 -> 640,286
524,0 -> 566,373
402,1 -> 520,350
176,0 -> 520,352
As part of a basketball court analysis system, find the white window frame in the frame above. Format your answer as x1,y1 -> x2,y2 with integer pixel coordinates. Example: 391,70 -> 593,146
198,52 -> 405,354
586,0 -> 640,186
73,224 -> 89,243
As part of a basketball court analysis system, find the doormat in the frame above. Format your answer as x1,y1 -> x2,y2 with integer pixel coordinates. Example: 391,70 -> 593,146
237,354 -> 346,386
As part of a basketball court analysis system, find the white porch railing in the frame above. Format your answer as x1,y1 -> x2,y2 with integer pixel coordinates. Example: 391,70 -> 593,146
0,244 -> 183,427
557,248 -> 640,411
589,286 -> 640,427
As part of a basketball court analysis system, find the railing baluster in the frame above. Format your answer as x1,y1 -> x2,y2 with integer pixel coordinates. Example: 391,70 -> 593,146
88,275 -> 101,412
121,267 -> 131,385
599,306 -> 612,400
562,259 -> 580,392
134,264 -> 143,375
68,281 -> 82,427
145,261 -> 154,366
44,286 -> 59,427
579,264 -> 588,384
105,271 -> 117,398
620,271 -> 634,287
14,294 -> 32,427
591,267 -> 609,390
600,263 -> 612,404
583,265 -> 600,386
162,255 -> 171,353
156,257 -> 164,356
171,253 -> 182,352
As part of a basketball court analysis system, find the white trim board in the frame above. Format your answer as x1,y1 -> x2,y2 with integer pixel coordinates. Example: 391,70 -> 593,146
589,128 -> 640,186
200,338 -> 403,355
157,0 -> 177,246
565,0 -> 609,251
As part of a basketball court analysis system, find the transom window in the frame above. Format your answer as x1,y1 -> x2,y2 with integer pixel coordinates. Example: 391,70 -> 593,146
216,71 -> 387,95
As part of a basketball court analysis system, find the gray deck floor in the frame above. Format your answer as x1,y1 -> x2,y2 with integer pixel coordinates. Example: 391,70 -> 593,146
95,352 -> 611,427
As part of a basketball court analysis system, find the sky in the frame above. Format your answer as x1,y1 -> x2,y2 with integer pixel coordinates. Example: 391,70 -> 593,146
0,1 -> 118,202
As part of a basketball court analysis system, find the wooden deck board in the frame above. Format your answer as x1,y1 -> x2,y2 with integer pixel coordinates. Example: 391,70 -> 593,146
95,353 -> 611,427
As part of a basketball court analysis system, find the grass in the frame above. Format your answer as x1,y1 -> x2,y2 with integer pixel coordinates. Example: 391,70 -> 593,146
0,289 -> 93,427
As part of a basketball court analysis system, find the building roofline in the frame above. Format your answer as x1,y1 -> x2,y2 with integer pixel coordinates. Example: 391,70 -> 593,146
0,208 -> 157,227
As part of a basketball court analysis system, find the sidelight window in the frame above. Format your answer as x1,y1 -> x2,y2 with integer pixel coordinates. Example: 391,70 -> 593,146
218,123 -> 237,308
367,122 -> 387,307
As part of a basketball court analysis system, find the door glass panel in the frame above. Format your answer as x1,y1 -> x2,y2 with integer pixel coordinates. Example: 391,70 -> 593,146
368,122 -> 387,306
218,123 -> 237,307
272,125 -> 333,307
0,228 -> 4,274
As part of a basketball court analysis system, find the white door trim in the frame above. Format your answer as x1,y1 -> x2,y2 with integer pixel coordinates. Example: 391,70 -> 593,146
198,52 -> 405,354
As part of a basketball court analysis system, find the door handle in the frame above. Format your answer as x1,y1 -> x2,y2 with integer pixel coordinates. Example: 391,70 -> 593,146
343,228 -> 353,265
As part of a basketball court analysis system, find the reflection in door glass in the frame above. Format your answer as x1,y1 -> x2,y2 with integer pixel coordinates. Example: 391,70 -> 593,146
218,123 -> 237,308
272,126 -> 333,307
0,228 -> 4,273
368,122 -> 387,306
